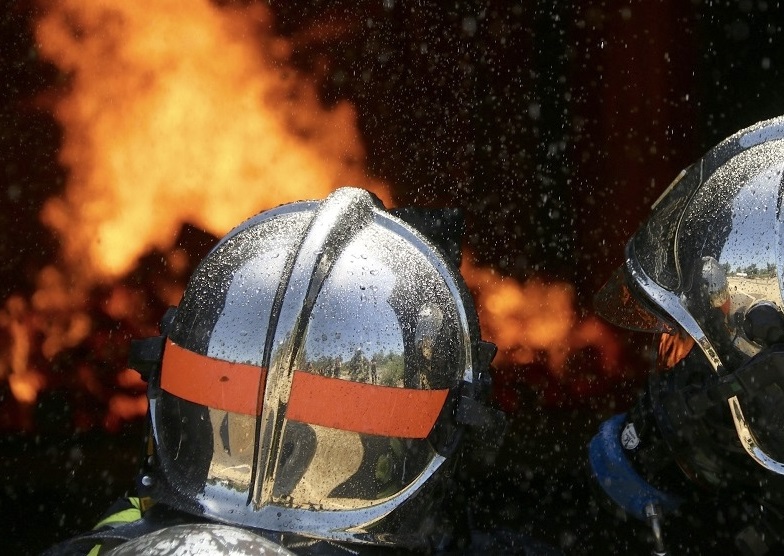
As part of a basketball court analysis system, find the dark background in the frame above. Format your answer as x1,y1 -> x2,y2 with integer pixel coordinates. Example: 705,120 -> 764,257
2,0 -> 784,554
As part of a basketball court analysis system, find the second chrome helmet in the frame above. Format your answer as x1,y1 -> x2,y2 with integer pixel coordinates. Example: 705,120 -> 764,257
595,116 -> 784,487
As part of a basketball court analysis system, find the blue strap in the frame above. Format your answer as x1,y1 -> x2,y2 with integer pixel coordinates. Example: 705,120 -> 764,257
588,413 -> 683,521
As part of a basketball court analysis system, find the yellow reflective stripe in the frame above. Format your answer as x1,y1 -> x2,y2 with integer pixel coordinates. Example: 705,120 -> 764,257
91,497 -> 143,530
91,506 -> 142,530
85,497 -> 144,555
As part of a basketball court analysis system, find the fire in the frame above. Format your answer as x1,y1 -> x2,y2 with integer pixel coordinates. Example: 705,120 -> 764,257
34,0 -> 388,280
0,269 -> 90,408
462,257 -> 621,378
8,370 -> 46,405
0,0 -> 627,430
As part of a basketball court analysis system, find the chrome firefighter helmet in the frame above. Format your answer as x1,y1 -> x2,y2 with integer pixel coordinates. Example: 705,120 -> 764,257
130,187 -> 500,550
595,115 -> 784,490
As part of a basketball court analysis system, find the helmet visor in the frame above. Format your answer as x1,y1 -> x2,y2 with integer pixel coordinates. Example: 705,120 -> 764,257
594,265 -> 677,334
596,137 -> 784,373
594,165 -> 700,335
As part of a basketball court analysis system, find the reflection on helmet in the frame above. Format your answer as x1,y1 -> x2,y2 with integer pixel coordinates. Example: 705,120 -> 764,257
104,523 -> 296,556
594,115 -> 784,490
133,187 -> 497,550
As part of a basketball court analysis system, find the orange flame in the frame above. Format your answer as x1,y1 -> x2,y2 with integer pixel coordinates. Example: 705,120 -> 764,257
0,0 -> 627,428
34,0 -> 389,280
462,256 -> 621,378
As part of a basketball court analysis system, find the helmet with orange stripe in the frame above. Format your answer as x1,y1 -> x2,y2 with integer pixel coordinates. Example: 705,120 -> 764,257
128,187 -> 503,551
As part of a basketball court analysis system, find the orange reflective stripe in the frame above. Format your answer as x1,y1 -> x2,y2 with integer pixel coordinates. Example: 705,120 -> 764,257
161,344 -> 448,435
286,370 -> 448,438
160,340 -> 266,416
